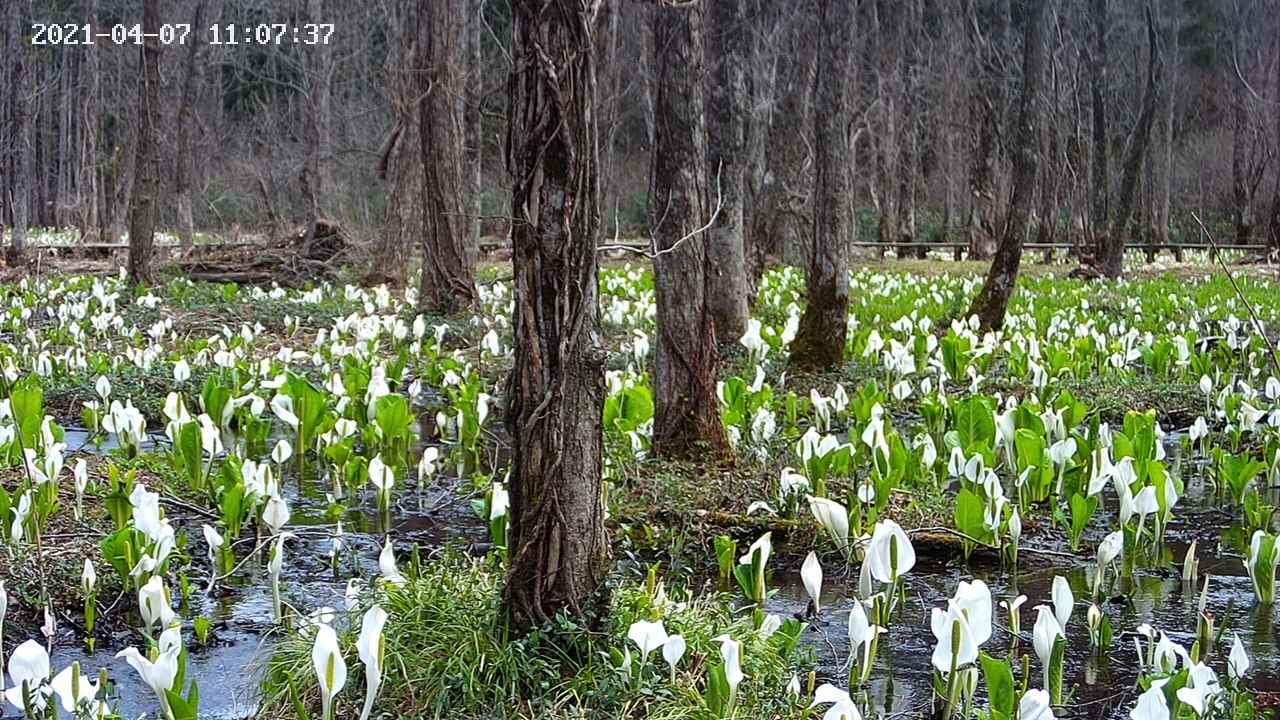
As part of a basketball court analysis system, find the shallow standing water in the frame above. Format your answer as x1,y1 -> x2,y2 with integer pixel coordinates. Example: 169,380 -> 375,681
768,438 -> 1280,719
14,432 -> 1279,720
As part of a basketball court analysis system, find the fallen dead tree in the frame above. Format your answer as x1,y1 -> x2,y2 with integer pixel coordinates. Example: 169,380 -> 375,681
175,220 -> 352,287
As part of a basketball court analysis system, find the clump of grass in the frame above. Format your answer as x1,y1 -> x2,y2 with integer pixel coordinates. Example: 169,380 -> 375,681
261,549 -> 811,719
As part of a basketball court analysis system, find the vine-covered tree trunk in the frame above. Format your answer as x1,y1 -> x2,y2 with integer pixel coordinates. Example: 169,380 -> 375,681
1100,7 -> 1160,279
127,0 -> 161,284
650,0 -> 730,460
417,0 -> 478,313
503,0 -> 609,630
705,0 -> 750,344
789,0 -> 854,370
969,0 -> 1046,330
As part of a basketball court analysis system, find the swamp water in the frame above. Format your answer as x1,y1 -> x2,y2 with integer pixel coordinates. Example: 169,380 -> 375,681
16,435 -> 1279,719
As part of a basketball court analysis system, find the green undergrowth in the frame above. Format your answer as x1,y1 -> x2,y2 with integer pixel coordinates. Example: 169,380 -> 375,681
260,550 -> 811,720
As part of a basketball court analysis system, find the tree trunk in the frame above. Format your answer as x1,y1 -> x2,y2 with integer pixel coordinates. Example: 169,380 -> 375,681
750,15 -> 815,280
127,0 -> 162,284
969,0 -> 1047,331
78,0 -> 101,243
175,0 -> 212,253
1088,0 -> 1110,257
966,0 -> 1006,260
301,0 -> 332,248
503,0 -> 609,631
375,3 -> 419,285
789,0 -> 854,370
1231,39 -> 1253,245
417,0 -> 478,313
1268,12 -> 1280,256
650,1 -> 729,460
7,0 -> 31,263
1156,17 -> 1177,252
1100,6 -> 1160,279
464,0 -> 484,261
705,0 -> 750,344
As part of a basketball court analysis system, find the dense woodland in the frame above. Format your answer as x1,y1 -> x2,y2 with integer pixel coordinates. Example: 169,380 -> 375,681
3,0 -> 1280,274
4,5 -> 1280,716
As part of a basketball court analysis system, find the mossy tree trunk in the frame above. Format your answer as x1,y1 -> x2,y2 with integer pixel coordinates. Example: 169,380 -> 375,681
417,0 -> 478,314
503,0 -> 609,630
650,0 -> 730,460
969,0 -> 1047,330
789,0 -> 854,371
127,0 -> 161,284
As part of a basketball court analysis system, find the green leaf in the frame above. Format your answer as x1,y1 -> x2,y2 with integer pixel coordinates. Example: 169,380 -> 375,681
980,652 -> 1015,720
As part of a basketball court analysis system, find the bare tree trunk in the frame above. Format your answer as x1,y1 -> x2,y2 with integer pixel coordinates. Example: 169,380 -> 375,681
7,0 -> 31,263
789,0 -> 854,370
896,0 -> 923,259
751,16 -> 815,280
1088,0 -> 1110,257
1100,6 -> 1160,279
1231,30 -> 1253,245
1156,16 -> 1177,253
417,0 -> 478,313
464,0 -> 484,260
127,0 -> 162,284
705,0 -> 750,344
301,0 -> 332,248
967,0 -> 1005,260
969,0 -> 1047,330
705,2 -> 750,326
1268,12 -> 1280,256
374,3 -> 419,285
79,0 -> 101,243
503,0 -> 609,631
650,0 -> 729,460
175,0 -> 212,253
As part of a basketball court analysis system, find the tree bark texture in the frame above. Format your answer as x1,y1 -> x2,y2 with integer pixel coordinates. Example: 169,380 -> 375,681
1268,12 -> 1280,255
373,1 -> 419,286
127,0 -> 162,284
789,0 -> 853,370
175,0 -> 213,252
1100,5 -> 1160,279
7,0 -> 31,262
417,0 -> 479,314
966,0 -> 1006,260
1088,0 -> 1110,253
301,0 -> 332,248
705,0 -> 750,344
465,0 -> 484,261
750,15 -> 814,279
969,0 -> 1047,331
503,0 -> 610,630
650,0 -> 730,460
